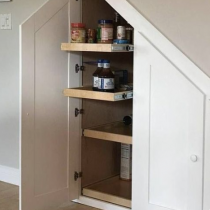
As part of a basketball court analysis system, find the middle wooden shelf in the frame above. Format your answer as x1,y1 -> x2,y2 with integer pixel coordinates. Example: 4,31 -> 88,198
84,121 -> 132,144
63,87 -> 133,101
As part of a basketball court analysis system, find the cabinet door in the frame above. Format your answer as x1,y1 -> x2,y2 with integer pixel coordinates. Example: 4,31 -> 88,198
20,0 -> 81,210
133,32 -> 204,210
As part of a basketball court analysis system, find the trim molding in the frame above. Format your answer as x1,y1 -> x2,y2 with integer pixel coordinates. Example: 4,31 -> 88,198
0,165 -> 20,186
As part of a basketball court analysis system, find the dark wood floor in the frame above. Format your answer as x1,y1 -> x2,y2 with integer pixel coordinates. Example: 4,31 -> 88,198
0,181 -> 100,210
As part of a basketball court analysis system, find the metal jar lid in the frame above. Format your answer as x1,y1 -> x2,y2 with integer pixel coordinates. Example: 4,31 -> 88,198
98,20 -> 113,24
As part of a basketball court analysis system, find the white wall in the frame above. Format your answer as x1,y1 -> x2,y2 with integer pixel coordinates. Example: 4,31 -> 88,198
128,0 -> 210,78
0,0 -> 48,169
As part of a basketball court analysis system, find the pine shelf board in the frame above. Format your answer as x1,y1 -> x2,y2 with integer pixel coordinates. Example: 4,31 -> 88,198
82,176 -> 131,208
84,121 -> 132,144
63,87 -> 133,101
61,43 -> 133,52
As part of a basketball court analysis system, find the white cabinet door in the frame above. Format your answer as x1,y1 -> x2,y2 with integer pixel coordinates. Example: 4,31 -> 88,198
20,0 -> 81,210
133,32 -> 204,210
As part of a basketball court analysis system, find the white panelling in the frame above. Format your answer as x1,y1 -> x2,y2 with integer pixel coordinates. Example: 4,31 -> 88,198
68,0 -> 82,201
203,97 -> 210,210
132,31 -> 204,210
20,0 -> 72,210
0,165 -> 20,186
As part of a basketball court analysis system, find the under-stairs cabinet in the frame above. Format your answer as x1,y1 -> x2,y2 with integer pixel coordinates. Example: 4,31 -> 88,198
20,0 -> 210,210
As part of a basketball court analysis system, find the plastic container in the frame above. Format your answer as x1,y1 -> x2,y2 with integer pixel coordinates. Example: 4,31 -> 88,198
71,23 -> 86,43
97,20 -> 113,44
113,39 -> 129,44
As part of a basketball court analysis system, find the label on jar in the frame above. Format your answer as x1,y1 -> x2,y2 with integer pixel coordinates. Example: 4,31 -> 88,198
103,63 -> 110,68
98,78 -> 114,90
93,76 -> 99,88
101,28 -> 113,41
117,26 -> 126,39
71,29 -> 86,43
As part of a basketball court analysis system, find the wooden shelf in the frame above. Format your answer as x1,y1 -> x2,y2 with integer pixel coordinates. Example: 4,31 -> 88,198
83,176 -> 131,208
63,87 -> 133,101
61,43 -> 134,52
84,122 -> 132,144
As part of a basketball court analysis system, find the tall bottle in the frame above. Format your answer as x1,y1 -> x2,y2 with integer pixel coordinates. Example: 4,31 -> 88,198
113,12 -> 121,40
92,59 -> 104,91
125,22 -> 133,44
98,60 -> 115,92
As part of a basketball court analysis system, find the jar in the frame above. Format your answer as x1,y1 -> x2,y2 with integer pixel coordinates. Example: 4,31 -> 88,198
71,23 -> 86,43
117,26 -> 126,40
97,20 -> 113,44
98,60 -> 115,92
125,23 -> 133,44
87,29 -> 96,43
92,59 -> 103,91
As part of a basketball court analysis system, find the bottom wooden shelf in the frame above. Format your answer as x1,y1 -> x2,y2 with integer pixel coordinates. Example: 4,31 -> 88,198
82,176 -> 132,208
84,121 -> 132,144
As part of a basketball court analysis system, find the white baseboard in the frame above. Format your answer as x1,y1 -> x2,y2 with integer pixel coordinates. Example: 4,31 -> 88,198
0,165 -> 20,186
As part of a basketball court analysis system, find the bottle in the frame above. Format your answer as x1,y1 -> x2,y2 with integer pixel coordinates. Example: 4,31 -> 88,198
123,114 -> 132,125
98,60 -> 115,92
125,22 -> 133,44
92,59 -> 104,91
113,12 -> 121,40
120,143 -> 132,181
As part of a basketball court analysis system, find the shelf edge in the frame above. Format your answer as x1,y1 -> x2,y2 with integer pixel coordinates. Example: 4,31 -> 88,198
83,188 -> 131,208
84,129 -> 132,144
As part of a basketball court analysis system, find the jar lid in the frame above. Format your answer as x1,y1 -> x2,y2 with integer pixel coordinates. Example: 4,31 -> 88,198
97,59 -> 104,63
98,20 -> 113,24
71,23 -> 85,28
103,60 -> 110,63
113,39 -> 129,44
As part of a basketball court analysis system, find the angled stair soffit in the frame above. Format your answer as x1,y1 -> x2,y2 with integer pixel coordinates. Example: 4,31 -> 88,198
106,0 -> 210,95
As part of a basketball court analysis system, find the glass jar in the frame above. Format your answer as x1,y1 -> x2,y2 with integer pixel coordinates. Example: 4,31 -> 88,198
87,29 -> 96,43
92,59 -> 103,91
97,20 -> 113,44
71,23 -> 86,43
98,60 -> 115,92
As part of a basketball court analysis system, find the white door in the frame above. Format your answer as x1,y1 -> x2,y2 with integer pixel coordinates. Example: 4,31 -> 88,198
20,0 -> 81,210
133,32 -> 204,210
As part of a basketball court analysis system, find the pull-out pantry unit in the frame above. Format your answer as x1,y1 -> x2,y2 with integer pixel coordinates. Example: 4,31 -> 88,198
20,0 -> 210,210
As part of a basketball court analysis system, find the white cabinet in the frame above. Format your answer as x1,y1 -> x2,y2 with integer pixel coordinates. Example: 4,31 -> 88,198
133,33 -> 204,210
20,0 -> 210,210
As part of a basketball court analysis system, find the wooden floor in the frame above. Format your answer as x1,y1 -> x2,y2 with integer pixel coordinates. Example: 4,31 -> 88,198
0,181 -> 100,210
0,181 -> 19,210
57,203 -> 101,210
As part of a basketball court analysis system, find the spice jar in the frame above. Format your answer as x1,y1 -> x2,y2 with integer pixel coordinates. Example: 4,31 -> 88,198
71,23 -> 86,43
117,26 -> 126,40
87,29 -> 96,43
97,20 -> 113,44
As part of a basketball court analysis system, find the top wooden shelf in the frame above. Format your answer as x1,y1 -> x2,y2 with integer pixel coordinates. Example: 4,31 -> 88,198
61,43 -> 134,52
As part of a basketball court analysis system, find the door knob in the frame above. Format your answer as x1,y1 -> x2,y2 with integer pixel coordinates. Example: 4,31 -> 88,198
190,155 -> 198,162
